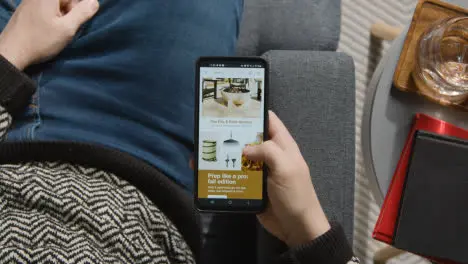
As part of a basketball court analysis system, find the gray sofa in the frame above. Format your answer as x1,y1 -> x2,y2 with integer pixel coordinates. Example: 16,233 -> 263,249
238,0 -> 355,238
202,1 -> 355,263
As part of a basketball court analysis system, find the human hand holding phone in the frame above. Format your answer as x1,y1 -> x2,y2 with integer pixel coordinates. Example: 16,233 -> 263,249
243,111 -> 331,247
194,57 -> 268,212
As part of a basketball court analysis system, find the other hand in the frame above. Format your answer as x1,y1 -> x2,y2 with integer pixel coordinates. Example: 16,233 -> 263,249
243,111 -> 331,247
0,0 -> 99,70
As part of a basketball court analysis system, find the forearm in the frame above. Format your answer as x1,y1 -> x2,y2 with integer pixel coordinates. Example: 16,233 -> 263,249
276,223 -> 359,264
0,54 -> 36,139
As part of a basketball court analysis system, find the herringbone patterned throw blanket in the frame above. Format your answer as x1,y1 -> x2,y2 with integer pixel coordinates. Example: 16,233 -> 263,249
0,162 -> 195,263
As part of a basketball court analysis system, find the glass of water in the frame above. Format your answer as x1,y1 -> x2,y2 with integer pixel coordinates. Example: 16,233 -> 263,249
413,17 -> 468,105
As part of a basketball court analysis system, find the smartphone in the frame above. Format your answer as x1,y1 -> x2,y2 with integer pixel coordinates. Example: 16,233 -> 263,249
194,57 -> 268,213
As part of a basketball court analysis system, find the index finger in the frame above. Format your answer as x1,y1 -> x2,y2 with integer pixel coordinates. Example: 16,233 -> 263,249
63,0 -> 99,31
268,111 -> 297,150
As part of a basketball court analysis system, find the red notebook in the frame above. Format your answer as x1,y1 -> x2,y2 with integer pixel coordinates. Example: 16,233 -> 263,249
373,113 -> 468,263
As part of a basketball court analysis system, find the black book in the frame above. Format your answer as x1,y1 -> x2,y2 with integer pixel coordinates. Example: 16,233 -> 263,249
394,130 -> 468,263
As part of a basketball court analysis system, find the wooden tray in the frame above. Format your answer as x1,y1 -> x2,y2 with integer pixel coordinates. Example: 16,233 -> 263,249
393,0 -> 468,92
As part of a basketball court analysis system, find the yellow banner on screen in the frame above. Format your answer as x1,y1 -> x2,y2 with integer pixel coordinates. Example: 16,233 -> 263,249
198,170 -> 263,199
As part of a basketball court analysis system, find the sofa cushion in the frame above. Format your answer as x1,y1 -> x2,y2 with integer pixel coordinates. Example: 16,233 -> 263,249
237,0 -> 341,56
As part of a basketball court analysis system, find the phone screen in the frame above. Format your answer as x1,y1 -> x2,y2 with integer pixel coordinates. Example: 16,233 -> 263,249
195,57 -> 268,212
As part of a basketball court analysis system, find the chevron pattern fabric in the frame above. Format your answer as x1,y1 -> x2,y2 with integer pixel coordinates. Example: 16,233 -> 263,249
0,109 -> 11,141
0,162 -> 195,263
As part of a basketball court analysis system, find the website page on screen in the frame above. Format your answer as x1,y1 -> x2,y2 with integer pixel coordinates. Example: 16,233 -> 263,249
198,63 -> 265,205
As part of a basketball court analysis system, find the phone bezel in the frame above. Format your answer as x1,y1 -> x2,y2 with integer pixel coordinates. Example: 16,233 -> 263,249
194,56 -> 269,213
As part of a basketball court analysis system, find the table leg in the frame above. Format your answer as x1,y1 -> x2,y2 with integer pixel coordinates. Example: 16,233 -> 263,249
202,80 -> 205,101
371,22 -> 402,41
257,81 -> 262,101
214,81 -> 218,99
373,246 -> 405,264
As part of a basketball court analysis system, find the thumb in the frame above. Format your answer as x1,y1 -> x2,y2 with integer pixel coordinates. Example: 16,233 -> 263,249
63,0 -> 99,31
243,141 -> 283,170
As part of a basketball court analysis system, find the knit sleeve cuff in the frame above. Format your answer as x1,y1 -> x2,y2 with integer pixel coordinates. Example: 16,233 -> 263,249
0,55 -> 36,116
279,223 -> 354,264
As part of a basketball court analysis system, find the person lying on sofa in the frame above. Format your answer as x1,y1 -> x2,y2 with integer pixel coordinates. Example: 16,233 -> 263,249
0,0 -> 359,263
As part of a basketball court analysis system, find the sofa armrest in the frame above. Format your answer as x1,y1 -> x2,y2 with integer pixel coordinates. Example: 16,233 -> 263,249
237,0 -> 341,56
257,50 -> 355,263
264,50 -> 355,238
